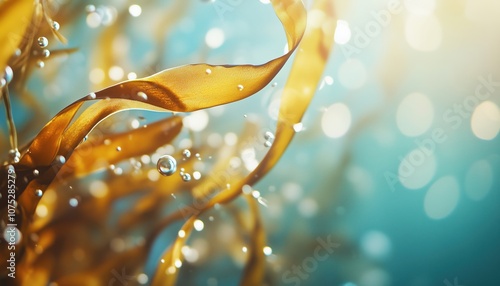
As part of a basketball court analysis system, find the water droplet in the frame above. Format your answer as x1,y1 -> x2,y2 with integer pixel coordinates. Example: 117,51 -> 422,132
88,92 -> 96,99
193,219 -> 204,231
293,122 -> 304,132
271,82 -> 277,87
263,246 -> 272,255
52,21 -> 60,31
205,68 -> 212,75
55,155 -> 66,164
4,66 -> 13,84
258,197 -> 268,207
8,149 -> 21,163
157,155 -> 177,176
264,131 -> 274,147
137,91 -> 148,100
42,49 -> 50,58
182,173 -> 191,182
237,84 -> 244,91
35,189 -> 43,197
36,60 -> 45,68
37,37 -> 48,48
69,197 -> 79,207
14,49 -> 21,57
174,259 -> 182,268
178,230 -> 185,238
182,149 -> 191,159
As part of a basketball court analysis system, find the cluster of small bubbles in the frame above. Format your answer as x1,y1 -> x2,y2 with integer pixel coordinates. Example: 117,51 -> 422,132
42,49 -> 50,58
36,60 -> 45,68
8,149 -> 21,163
264,131 -> 275,147
69,197 -> 79,207
237,84 -> 244,91
205,68 -> 212,75
52,21 -> 60,31
34,189 -> 43,197
157,155 -> 177,176
37,37 -> 48,48
137,91 -> 148,100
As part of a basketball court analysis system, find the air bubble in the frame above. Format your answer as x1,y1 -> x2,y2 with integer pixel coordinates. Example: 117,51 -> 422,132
37,37 -> 48,48
157,155 -> 177,176
205,68 -> 212,75
88,92 -> 96,99
137,91 -> 148,100
4,66 -> 13,84
55,155 -> 66,164
264,131 -> 275,147
8,149 -> 21,163
116,146 -> 122,152
42,49 -> 50,58
237,84 -> 244,91
52,21 -> 60,31
181,173 -> 191,182
69,198 -> 79,207
35,189 -> 43,197
182,149 -> 191,159
36,60 -> 45,68
33,169 -> 39,176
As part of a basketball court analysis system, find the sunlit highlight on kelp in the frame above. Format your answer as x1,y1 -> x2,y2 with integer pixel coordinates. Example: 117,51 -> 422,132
0,0 -> 335,285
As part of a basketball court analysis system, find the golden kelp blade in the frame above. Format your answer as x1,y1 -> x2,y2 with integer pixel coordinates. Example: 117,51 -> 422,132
153,0 -> 335,284
0,0 -> 34,73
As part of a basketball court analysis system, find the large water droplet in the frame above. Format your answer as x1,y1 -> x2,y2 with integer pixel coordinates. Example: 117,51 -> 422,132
157,155 -> 177,176
37,37 -> 48,48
